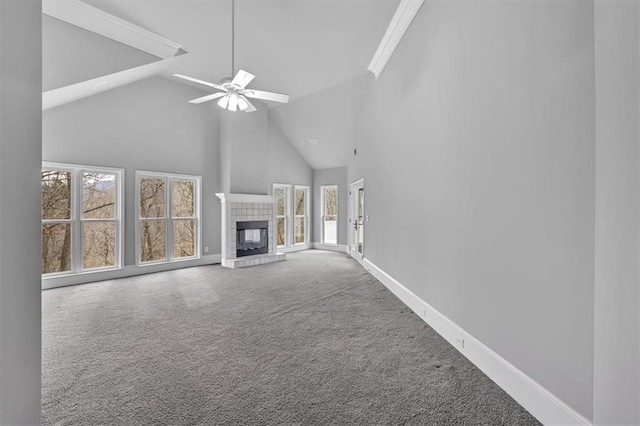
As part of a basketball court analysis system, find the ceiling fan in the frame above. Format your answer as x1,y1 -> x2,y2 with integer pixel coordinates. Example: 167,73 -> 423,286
173,70 -> 288,112
173,0 -> 289,112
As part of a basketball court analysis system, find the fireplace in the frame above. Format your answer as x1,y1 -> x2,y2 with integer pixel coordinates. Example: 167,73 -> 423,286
236,221 -> 268,257
216,193 -> 286,268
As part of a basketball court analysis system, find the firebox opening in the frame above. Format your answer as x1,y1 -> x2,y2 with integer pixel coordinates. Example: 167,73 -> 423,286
236,220 -> 268,257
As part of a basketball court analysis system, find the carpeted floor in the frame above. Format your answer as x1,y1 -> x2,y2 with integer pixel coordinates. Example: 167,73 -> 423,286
42,250 -> 540,425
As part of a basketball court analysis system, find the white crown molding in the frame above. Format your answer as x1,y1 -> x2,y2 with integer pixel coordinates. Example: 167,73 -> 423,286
42,0 -> 183,59
42,59 -> 174,110
367,0 -> 424,79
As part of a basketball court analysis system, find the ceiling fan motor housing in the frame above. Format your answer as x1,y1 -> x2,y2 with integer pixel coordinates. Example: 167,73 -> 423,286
221,79 -> 243,94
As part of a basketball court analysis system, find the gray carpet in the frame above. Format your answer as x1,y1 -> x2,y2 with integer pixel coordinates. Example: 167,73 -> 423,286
42,250 -> 540,425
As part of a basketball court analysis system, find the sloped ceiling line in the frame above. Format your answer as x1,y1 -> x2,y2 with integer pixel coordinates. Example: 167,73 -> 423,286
42,0 -> 188,110
368,0 -> 424,79
43,60 -> 178,111
42,0 -> 184,59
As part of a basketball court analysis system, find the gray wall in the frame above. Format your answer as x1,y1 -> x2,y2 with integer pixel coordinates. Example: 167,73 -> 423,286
43,76 -> 222,261
268,122 -> 313,188
593,1 -> 640,424
349,1 -> 596,419
218,106 -> 312,196
220,104 -> 269,195
312,167 -> 348,246
0,1 -> 42,424
269,74 -> 370,170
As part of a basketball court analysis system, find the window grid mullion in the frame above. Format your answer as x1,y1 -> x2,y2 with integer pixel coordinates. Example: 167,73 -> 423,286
72,169 -> 82,273
287,186 -> 292,246
167,177 -> 173,261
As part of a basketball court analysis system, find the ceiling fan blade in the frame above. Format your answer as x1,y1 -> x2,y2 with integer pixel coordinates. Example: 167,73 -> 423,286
189,92 -> 226,104
173,73 -> 225,91
231,69 -> 255,89
239,95 -> 257,112
243,89 -> 289,104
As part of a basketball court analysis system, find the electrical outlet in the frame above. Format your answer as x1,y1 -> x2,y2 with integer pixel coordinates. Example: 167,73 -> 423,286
455,337 -> 465,348
204,246 -> 209,253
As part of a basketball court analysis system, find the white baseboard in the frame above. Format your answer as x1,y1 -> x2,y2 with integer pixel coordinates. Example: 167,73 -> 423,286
311,242 -> 349,253
42,254 -> 221,290
362,258 -> 592,426
277,243 -> 311,253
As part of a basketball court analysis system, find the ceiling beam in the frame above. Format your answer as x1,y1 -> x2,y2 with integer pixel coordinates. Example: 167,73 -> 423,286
367,0 -> 424,79
42,0 -> 184,59
43,59 -> 176,110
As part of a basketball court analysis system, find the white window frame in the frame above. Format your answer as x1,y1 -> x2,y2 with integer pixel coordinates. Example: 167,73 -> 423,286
273,183 -> 291,247
41,162 -> 124,277
320,185 -> 339,246
294,185 -> 310,245
136,171 -> 202,265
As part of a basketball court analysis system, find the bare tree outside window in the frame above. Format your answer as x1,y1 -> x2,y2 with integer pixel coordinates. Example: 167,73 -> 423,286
139,173 -> 199,263
140,177 -> 167,263
82,173 -> 115,219
324,189 -> 337,216
82,173 -> 117,269
42,170 -> 71,220
42,170 -> 72,274
274,186 -> 287,246
42,167 -> 121,274
294,188 -> 307,244
172,179 -> 195,258
322,187 -> 338,245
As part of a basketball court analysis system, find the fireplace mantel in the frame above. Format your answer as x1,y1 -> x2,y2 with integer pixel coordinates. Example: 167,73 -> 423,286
216,193 -> 276,204
216,193 -> 286,268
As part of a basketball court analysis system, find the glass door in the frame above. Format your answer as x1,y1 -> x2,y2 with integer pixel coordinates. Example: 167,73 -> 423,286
357,186 -> 364,256
350,179 -> 364,261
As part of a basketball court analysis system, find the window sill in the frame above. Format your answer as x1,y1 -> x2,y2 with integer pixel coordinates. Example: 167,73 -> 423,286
277,244 -> 310,254
42,266 -> 122,280
42,253 -> 220,290
137,256 -> 199,267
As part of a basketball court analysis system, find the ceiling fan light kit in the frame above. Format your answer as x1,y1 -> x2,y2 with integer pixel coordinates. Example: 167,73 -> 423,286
173,0 -> 289,112
217,95 -> 229,109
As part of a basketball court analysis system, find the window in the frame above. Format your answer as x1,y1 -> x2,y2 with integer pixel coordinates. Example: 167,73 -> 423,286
41,163 -> 123,275
273,184 -> 290,247
137,171 -> 200,264
294,185 -> 309,244
321,185 -> 338,245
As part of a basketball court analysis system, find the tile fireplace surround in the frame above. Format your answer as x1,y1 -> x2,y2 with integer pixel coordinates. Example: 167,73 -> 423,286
216,193 -> 286,268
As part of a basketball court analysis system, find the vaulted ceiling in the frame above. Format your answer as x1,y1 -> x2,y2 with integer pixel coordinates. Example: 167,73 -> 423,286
43,0 -> 402,169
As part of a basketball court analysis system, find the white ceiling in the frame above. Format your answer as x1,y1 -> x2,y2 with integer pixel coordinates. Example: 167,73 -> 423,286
63,0 -> 399,101
270,72 -> 373,169
43,0 -> 401,168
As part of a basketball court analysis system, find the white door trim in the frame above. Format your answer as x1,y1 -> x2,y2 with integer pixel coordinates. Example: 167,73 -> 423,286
349,179 -> 365,262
